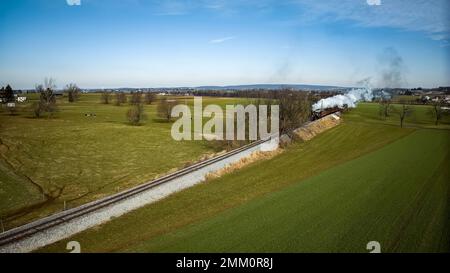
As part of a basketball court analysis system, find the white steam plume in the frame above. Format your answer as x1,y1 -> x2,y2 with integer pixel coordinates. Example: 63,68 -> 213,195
312,87 -> 374,111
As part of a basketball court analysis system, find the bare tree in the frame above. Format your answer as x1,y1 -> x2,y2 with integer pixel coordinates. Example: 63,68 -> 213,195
145,92 -> 156,105
120,92 -> 127,104
32,86 -> 45,118
428,101 -> 444,126
101,91 -> 111,104
114,92 -> 121,106
66,83 -> 81,103
126,104 -> 146,125
277,91 -> 312,134
130,91 -> 142,105
33,78 -> 58,118
393,101 -> 413,128
115,92 -> 127,106
379,98 -> 393,119
157,97 -> 177,121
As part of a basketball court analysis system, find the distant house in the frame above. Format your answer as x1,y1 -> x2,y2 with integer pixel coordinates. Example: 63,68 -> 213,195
17,96 -> 27,103
432,97 -> 440,102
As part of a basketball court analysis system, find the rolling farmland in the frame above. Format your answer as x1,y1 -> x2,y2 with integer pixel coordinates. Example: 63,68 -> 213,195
2,0 -> 450,258
0,94 -> 247,230
39,103 -> 449,252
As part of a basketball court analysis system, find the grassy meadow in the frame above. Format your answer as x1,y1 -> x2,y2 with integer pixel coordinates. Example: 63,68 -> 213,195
0,93 -> 247,229
39,102 -> 449,253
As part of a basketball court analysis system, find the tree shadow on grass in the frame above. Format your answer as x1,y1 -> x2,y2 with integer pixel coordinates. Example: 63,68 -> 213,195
151,118 -> 173,124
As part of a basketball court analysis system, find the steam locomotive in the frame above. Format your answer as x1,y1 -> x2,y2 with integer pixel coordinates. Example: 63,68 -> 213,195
311,106 -> 343,121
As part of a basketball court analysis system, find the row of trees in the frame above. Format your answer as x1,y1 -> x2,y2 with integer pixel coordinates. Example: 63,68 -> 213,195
4,78 -> 447,139
191,89 -> 337,100
107,90 -> 313,129
100,91 -> 163,125
22,79 -> 81,118
206,91 -> 313,150
244,91 -> 313,134
126,96 -> 178,126
4,79 -> 80,117
277,92 -> 312,133
379,99 -> 448,127
101,91 -> 157,106
127,96 -> 176,126
6,80 -> 447,129
3,79 -> 172,124
100,89 -> 314,129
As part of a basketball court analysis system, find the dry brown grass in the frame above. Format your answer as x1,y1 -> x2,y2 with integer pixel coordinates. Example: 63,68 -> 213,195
204,115 -> 341,181
205,149 -> 283,181
293,114 -> 341,141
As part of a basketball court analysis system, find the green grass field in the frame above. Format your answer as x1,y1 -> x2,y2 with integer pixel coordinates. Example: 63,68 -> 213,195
345,100 -> 450,129
0,94 -> 247,229
39,102 -> 450,253
130,129 -> 449,253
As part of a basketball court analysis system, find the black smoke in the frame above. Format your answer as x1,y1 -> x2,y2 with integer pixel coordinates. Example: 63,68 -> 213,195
378,47 -> 406,88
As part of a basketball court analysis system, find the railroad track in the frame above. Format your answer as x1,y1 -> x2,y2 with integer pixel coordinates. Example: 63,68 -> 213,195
0,137 -> 271,248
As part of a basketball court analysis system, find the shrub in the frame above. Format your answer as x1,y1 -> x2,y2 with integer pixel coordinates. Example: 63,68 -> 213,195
101,91 -> 111,104
145,92 -> 156,105
127,104 -> 146,125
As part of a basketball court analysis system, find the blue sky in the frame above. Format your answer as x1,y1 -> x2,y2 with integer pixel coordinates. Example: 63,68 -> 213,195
0,0 -> 449,89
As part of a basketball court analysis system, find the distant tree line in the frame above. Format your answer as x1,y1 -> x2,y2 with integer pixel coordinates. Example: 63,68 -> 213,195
191,89 -> 337,101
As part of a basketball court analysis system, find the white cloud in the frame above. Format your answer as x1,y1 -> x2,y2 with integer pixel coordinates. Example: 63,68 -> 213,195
198,0 -> 448,41
102,0 -> 447,41
295,0 -> 449,41
66,0 -> 81,6
209,36 -> 236,44
367,0 -> 381,6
